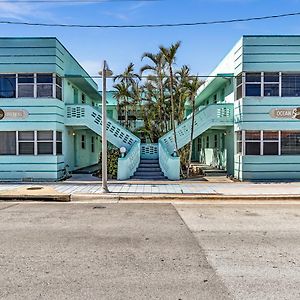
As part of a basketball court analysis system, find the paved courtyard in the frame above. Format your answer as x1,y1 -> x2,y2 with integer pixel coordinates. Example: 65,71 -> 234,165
0,202 -> 299,299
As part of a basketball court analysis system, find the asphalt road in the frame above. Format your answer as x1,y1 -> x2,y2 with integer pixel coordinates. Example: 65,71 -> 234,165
176,203 -> 300,300
0,202 -> 230,300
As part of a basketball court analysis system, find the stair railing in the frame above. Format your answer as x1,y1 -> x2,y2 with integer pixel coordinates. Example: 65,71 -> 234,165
158,140 -> 180,180
117,141 -> 141,180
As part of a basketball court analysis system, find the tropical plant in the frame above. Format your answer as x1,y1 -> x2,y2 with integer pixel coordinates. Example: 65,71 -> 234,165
159,41 -> 181,155
184,75 -> 203,177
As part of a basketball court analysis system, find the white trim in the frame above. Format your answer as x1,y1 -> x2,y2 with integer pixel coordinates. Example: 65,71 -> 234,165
16,131 -> 19,156
34,131 -> 37,156
278,130 -> 281,155
34,73 -> 37,98
53,130 -> 57,155
279,72 -> 282,97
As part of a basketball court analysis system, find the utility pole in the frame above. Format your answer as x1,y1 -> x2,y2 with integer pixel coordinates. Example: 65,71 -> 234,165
99,60 -> 113,193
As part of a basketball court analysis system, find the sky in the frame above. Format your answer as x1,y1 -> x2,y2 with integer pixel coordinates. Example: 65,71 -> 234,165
1,0 -> 300,89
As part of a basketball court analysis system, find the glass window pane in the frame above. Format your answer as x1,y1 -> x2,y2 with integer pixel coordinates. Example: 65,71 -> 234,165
263,131 -> 278,140
246,73 -> 261,82
38,142 -> 53,154
37,74 -> 53,84
237,141 -> 242,154
56,131 -> 62,141
18,131 -> 34,141
56,142 -> 62,155
0,74 -> 16,98
56,86 -> 62,100
37,84 -> 53,98
245,131 -> 261,140
246,84 -> 261,96
263,142 -> 278,155
236,85 -> 243,100
19,142 -> 34,155
264,84 -> 279,96
18,85 -> 34,97
281,131 -> 300,155
37,131 -> 53,140
236,73 -> 243,86
18,74 -> 34,84
264,72 -> 279,82
0,132 -> 16,155
282,74 -> 300,97
245,142 -> 261,155
56,75 -> 62,87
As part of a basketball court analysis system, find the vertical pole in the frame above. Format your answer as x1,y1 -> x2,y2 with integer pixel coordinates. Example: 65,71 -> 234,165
101,60 -> 109,193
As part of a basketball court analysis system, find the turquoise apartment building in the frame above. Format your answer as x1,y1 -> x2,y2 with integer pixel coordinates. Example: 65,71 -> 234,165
189,35 -> 300,181
1,36 -> 300,182
0,37 -> 104,181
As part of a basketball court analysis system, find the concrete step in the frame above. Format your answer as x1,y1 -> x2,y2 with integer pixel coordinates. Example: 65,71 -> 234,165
139,164 -> 160,168
203,169 -> 227,177
131,175 -> 167,180
134,171 -> 164,177
140,159 -> 159,164
136,167 -> 162,172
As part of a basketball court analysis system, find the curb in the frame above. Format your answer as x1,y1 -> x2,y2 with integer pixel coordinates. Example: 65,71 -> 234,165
0,194 -> 71,202
70,193 -> 300,202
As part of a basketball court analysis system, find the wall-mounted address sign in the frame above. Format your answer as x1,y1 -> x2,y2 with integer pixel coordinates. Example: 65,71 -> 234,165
0,109 -> 28,120
269,108 -> 300,119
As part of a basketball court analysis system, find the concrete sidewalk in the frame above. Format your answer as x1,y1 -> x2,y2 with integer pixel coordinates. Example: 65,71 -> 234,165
1,181 -> 300,201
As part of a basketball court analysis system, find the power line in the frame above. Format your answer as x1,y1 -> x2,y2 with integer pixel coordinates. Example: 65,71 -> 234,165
0,0 -> 160,2
0,11 -> 299,28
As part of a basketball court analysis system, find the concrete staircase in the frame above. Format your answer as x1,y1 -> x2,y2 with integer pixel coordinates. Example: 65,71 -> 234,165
131,158 -> 166,180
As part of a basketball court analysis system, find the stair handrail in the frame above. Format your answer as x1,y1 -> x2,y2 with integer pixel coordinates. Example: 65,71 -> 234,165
158,140 -> 180,180
117,141 -> 141,180
159,103 -> 233,154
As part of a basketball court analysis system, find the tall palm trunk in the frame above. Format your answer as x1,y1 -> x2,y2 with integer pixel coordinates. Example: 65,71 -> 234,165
168,66 -> 179,155
187,94 -> 196,178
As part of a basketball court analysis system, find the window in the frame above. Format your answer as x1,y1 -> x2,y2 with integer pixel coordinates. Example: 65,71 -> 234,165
197,137 -> 202,152
56,131 -> 62,155
245,131 -> 261,155
37,131 -> 53,154
214,135 -> 218,148
81,135 -> 86,149
264,72 -> 279,96
281,131 -> 300,155
81,93 -> 86,104
18,74 -> 34,98
213,94 -> 217,104
56,75 -> 62,100
0,132 -> 16,155
91,136 -> 95,153
262,131 -> 278,155
206,136 -> 209,148
236,73 -> 243,100
0,131 -> 62,156
245,73 -> 262,97
18,131 -> 34,155
0,74 -> 16,98
37,73 -> 53,98
236,131 -> 242,154
282,73 -> 300,97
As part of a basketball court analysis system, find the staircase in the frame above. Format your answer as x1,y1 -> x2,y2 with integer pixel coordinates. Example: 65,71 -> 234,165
65,104 -> 141,180
131,158 -> 166,180
159,104 -> 234,180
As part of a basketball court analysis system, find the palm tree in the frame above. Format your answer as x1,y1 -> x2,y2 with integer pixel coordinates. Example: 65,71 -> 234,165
185,75 -> 203,177
113,82 -> 130,127
159,41 -> 181,156
113,63 -> 141,128
141,52 -> 166,133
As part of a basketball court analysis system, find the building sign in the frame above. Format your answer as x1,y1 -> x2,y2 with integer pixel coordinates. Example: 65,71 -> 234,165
269,108 -> 300,120
0,109 -> 4,120
0,109 -> 28,120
